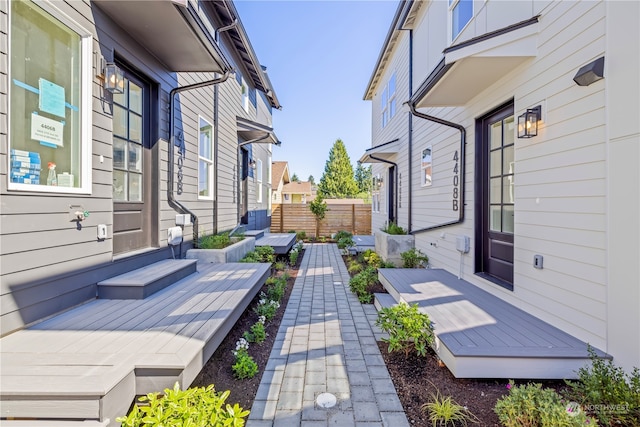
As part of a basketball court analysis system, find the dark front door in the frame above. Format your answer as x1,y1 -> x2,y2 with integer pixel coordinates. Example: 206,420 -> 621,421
477,103 -> 515,288
112,67 -> 154,255
388,166 -> 395,224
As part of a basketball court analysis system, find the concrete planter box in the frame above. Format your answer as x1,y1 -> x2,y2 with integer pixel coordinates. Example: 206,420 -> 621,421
186,237 -> 255,263
375,230 -> 415,267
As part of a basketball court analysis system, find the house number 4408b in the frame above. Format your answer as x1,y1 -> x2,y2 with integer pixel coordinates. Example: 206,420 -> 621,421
452,150 -> 459,211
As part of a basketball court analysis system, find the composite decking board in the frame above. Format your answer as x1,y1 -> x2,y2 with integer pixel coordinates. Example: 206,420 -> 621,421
255,233 -> 296,253
0,263 -> 269,407
379,269 -> 602,359
97,259 -> 196,286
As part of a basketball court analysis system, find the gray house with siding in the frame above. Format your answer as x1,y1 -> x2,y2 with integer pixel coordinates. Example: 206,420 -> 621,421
362,0 -> 639,377
0,0 -> 280,337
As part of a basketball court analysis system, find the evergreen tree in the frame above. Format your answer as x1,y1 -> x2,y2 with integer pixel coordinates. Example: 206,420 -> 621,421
308,175 -> 315,185
318,139 -> 358,198
354,164 -> 372,194
291,173 -> 299,182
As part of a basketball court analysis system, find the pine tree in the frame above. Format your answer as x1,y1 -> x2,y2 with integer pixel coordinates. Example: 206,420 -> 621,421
318,139 -> 359,198
308,175 -> 315,186
291,173 -> 299,182
354,164 -> 372,194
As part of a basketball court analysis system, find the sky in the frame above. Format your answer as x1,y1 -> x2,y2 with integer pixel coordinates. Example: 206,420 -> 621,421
234,0 -> 400,182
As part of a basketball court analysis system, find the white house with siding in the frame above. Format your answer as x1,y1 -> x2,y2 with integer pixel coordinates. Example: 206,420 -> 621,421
0,0 -> 280,336
362,0 -> 639,375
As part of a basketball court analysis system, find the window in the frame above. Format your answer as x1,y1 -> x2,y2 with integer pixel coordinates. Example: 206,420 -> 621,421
267,155 -> 272,184
381,73 -> 396,128
449,0 -> 473,41
198,117 -> 213,199
9,0 -> 92,193
421,146 -> 432,187
241,77 -> 249,113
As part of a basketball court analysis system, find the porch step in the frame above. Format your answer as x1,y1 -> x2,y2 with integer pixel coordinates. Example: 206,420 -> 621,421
244,229 -> 265,240
97,259 -> 197,299
256,233 -> 297,254
377,268 -> 610,379
373,292 -> 397,312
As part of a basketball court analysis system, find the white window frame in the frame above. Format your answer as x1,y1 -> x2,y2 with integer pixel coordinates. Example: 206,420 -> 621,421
256,158 -> 263,203
198,116 -> 214,200
8,0 -> 93,194
421,146 -> 433,187
449,0 -> 473,42
241,77 -> 249,113
381,73 -> 396,129
267,155 -> 272,185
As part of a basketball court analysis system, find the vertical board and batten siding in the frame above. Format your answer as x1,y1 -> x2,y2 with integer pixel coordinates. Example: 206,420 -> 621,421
408,0 -> 609,350
369,30 -> 410,234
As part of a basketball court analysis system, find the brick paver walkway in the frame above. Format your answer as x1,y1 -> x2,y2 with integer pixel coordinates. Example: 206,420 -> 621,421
246,243 -> 410,427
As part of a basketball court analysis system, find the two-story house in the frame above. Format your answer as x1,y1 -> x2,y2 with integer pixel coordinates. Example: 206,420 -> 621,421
0,0 -> 280,336
362,0 -> 639,375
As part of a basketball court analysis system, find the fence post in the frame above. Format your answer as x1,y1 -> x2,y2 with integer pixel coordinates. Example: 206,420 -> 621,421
352,204 -> 356,234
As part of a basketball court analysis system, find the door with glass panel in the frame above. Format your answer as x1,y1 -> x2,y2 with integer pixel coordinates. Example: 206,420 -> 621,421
478,104 -> 515,287
112,68 -> 153,255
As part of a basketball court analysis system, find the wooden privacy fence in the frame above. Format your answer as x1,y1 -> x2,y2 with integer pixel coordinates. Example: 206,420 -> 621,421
271,203 -> 372,237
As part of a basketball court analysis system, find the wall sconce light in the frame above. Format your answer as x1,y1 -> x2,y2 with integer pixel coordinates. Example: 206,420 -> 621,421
517,105 -> 541,138
249,159 -> 257,170
376,175 -> 383,187
104,62 -> 124,94
573,56 -> 604,87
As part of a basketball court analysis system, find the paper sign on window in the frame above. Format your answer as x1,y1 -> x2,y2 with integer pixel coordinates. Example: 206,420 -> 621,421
39,78 -> 66,118
31,113 -> 64,147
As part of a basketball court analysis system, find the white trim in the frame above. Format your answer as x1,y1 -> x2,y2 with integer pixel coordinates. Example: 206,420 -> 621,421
198,115 -> 214,200
256,159 -> 263,203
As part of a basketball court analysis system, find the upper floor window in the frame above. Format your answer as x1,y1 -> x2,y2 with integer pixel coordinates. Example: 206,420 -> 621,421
9,0 -> 92,193
421,146 -> 433,187
381,73 -> 396,128
198,116 -> 213,199
449,0 -> 473,41
241,77 -> 249,113
267,155 -> 272,184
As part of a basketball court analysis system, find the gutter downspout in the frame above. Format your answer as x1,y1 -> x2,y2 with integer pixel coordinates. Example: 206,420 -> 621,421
407,102 -> 466,234
169,71 -> 230,246
368,154 -> 398,225
407,28 -> 414,231
236,133 -> 272,226
212,19 -> 238,236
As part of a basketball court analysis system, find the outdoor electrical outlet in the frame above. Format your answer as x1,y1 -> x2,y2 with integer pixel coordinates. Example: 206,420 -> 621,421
534,254 -> 544,269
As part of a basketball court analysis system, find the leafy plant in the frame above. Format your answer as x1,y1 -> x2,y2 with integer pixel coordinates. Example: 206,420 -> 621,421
232,348 -> 258,379
243,319 -> 266,344
199,232 -> 233,249
289,249 -> 299,265
116,382 -> 249,427
564,348 -> 640,426
380,261 -> 397,268
253,294 -> 280,322
401,248 -> 429,268
274,261 -> 287,271
309,194 -> 328,221
255,245 -> 275,264
296,231 -> 307,242
495,381 -> 596,427
266,277 -> 287,302
240,250 -> 260,263
335,230 -> 353,241
348,259 -> 363,274
382,221 -> 407,235
349,266 -> 378,304
376,302 -> 434,357
422,389 -> 479,426
362,249 -> 382,268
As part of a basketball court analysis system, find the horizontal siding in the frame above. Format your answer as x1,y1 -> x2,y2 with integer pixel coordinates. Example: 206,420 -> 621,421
391,0 -> 611,352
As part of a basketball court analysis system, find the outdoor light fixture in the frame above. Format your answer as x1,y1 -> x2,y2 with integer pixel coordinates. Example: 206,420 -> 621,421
517,105 -> 541,138
573,57 -> 604,87
104,62 -> 124,94
376,175 -> 383,187
249,159 -> 257,170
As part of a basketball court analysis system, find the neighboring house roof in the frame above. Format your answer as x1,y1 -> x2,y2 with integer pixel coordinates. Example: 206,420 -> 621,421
282,181 -> 312,195
272,161 -> 289,190
204,1 -> 281,109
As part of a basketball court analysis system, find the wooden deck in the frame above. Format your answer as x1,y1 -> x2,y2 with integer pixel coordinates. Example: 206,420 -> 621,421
0,262 -> 270,426
353,235 -> 375,252
378,268 -> 608,379
254,232 -> 296,254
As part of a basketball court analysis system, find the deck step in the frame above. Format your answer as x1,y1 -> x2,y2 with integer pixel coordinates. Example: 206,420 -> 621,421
244,229 -> 265,240
97,259 -> 197,299
256,233 -> 297,254
374,292 -> 397,312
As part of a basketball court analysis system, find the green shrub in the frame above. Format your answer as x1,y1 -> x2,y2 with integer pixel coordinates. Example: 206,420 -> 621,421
240,250 -> 260,263
274,261 -> 287,271
348,260 -> 363,274
116,382 -> 249,427
253,294 -> 280,322
199,232 -> 233,249
266,277 -> 287,302
296,231 -> 307,242
376,302 -> 434,357
564,348 -> 640,426
422,389 -> 479,427
289,249 -> 299,265
380,261 -> 396,268
362,249 -> 382,268
348,266 -> 378,304
243,320 -> 266,344
255,246 -> 275,264
495,381 -> 596,427
335,230 -> 353,241
401,248 -> 429,268
232,348 -> 258,380
382,221 -> 407,235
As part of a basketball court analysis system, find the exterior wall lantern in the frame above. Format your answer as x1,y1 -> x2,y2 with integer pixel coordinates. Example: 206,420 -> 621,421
104,63 -> 124,94
517,105 -> 541,138
249,159 -> 257,170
